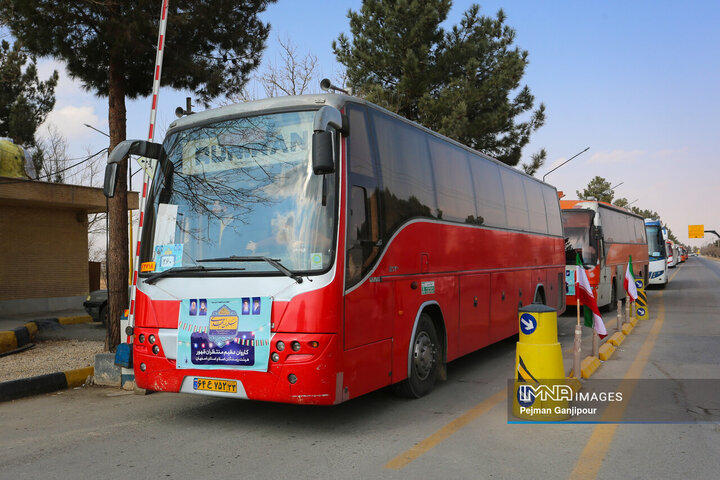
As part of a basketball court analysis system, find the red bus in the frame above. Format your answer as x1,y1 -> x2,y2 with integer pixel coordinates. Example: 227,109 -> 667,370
561,200 -> 649,310
104,92 -> 566,404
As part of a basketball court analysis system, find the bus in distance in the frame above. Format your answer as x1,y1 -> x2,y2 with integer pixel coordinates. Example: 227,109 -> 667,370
104,91 -> 566,405
644,219 -> 668,287
666,240 -> 678,268
561,201 -> 649,310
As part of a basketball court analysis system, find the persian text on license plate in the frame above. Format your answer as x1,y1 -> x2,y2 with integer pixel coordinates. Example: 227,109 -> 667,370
193,377 -> 237,393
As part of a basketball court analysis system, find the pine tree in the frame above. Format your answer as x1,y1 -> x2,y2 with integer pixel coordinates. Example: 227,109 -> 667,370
333,1 -> 545,167
1,0 -> 276,349
577,176 -> 614,203
0,40 -> 58,147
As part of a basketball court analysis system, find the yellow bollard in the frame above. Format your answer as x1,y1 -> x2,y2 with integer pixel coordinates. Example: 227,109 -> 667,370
634,279 -> 649,320
513,304 -> 570,420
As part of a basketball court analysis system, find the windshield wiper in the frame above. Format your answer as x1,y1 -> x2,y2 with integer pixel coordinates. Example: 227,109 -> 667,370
143,265 -> 245,285
197,256 -> 303,284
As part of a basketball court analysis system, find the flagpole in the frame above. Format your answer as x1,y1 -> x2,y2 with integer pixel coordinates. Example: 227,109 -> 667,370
576,298 -> 581,326
573,298 -> 582,379
592,331 -> 599,357
626,298 -> 631,323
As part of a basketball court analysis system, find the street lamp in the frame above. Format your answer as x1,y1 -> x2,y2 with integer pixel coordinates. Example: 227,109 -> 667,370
542,147 -> 590,182
83,123 -> 109,137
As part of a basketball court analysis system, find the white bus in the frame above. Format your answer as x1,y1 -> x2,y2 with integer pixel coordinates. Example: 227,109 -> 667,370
644,219 -> 668,287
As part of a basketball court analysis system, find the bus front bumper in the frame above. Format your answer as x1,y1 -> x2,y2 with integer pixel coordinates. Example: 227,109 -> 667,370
132,330 -> 340,405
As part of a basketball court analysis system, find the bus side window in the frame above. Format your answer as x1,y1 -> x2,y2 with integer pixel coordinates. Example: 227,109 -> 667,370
349,186 -> 369,245
347,185 -> 377,285
345,104 -> 382,288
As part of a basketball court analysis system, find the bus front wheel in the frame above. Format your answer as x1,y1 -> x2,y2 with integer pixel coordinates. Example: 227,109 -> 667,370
394,313 -> 442,398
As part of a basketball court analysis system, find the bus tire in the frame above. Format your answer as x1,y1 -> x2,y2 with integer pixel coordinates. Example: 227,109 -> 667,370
393,313 -> 441,398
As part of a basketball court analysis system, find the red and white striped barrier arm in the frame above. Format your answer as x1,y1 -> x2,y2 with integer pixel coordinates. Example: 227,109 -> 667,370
128,0 -> 170,339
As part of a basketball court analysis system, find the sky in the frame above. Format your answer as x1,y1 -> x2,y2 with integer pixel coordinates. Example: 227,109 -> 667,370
13,0 -> 720,247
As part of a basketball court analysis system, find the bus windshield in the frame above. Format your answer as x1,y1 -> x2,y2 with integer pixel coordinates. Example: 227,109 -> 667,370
646,225 -> 665,260
562,210 -> 598,266
140,110 -> 337,275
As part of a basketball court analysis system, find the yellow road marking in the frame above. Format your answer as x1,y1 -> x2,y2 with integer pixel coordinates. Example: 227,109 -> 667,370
384,388 -> 507,470
568,284 -> 667,480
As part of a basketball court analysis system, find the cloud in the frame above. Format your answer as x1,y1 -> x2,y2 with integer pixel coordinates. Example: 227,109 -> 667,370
40,105 -> 104,141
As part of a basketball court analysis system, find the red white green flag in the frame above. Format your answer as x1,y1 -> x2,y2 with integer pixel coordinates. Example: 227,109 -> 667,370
576,253 -> 607,338
624,255 -> 638,302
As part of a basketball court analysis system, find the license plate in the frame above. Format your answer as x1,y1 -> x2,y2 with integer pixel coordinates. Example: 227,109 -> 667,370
193,377 -> 237,393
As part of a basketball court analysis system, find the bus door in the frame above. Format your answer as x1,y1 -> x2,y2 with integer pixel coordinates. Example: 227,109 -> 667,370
342,104 -> 392,371
596,226 -> 613,306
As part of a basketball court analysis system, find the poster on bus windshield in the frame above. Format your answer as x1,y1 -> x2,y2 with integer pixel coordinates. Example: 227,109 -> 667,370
565,268 -> 576,296
176,297 -> 271,371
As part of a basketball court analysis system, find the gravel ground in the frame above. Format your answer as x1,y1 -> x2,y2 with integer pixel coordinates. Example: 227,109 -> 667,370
0,339 -> 104,383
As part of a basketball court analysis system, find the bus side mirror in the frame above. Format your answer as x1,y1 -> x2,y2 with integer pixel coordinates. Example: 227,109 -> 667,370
311,106 -> 347,175
593,225 -> 603,239
103,163 -> 119,198
103,140 -> 162,198
312,131 -> 335,175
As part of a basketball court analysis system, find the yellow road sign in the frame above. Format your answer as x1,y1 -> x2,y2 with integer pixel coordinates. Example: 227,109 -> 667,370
688,225 -> 704,238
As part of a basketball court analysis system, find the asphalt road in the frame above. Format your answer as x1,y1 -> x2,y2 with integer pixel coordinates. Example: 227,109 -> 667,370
1,257 -> 718,480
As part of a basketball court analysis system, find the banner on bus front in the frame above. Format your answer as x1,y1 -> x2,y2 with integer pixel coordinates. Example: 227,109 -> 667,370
176,297 -> 271,371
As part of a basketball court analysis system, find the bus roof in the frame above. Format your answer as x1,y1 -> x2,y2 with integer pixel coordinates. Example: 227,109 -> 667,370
559,199 -> 644,220
168,93 -> 351,133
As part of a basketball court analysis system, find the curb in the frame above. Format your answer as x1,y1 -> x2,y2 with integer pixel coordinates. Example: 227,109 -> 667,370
0,366 -> 94,402
0,322 -> 39,355
0,316 -> 93,355
58,315 -> 93,326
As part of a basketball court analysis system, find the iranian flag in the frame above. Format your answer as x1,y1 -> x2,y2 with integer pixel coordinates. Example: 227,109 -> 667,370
576,254 -> 607,338
624,255 -> 638,302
